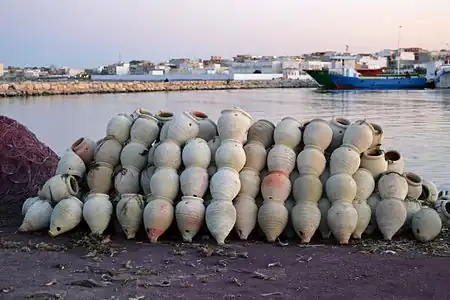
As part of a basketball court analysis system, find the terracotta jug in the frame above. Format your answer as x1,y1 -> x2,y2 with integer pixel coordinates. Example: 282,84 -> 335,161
405,172 -> 423,200
378,172 -> 408,201
375,197 -> 407,240
267,144 -> 297,175
215,139 -> 246,172
234,195 -> 258,240
329,145 -> 361,176
143,196 -> 174,243
360,149 -> 388,179
106,113 -> 134,144
217,107 -> 252,143
292,201 -> 321,243
384,150 -> 404,174
166,111 -> 200,145
273,117 -> 302,149
243,141 -> 267,172
296,145 -> 326,177
258,200 -> 288,242
205,200 -> 236,245
302,118 -> 333,151
327,201 -> 358,244
342,120 -> 374,154
247,119 -> 275,149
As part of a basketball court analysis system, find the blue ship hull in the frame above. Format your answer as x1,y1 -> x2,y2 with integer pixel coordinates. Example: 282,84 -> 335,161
329,74 -> 428,90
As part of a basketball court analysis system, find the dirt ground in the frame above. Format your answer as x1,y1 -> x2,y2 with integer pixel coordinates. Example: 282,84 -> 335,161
0,219 -> 449,300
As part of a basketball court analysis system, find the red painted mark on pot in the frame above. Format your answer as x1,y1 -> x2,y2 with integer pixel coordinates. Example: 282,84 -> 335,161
147,227 -> 164,242
263,171 -> 289,189
160,204 -> 169,213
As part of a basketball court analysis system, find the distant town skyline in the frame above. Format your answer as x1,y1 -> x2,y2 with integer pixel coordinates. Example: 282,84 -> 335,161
1,0 -> 449,68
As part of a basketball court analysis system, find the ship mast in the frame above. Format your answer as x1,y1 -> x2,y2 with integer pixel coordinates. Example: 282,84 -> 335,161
397,25 -> 402,75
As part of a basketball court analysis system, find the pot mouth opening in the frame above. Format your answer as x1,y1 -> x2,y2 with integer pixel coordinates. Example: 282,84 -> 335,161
157,111 -> 173,118
406,172 -> 422,184
444,202 -> 450,215
371,123 -> 383,134
366,148 -> 383,157
137,108 -> 152,116
192,111 -> 208,119
419,185 -> 429,200
385,150 -> 401,162
336,117 -> 351,126
68,176 -> 79,195
71,137 -> 84,150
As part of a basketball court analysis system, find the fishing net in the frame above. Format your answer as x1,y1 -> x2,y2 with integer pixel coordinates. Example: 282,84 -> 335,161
0,115 -> 59,227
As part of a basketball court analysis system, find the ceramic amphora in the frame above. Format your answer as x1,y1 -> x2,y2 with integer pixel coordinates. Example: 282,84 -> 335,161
175,196 -> 205,242
86,162 -> 114,194
166,112 -> 200,145
116,194 -> 145,239
217,107 -> 252,143
327,201 -> 358,244
209,167 -> 241,201
130,114 -> 160,147
364,193 -> 381,235
205,200 -> 236,245
296,145 -> 326,177
215,139 -> 246,172
19,199 -> 53,232
318,197 -> 331,239
329,145 -> 361,176
140,166 -> 156,196
83,193 -> 113,235
353,168 -> 375,202
342,120 -> 374,154
150,167 -> 179,201
384,150 -> 404,174
238,168 -> 261,199
71,137 -> 97,165
292,201 -> 321,243
193,111 -> 217,143
258,200 -> 288,242
94,137 -> 123,167
434,199 -> 450,227
182,138 -> 211,168
55,149 -> 86,178
378,172 -> 408,201
418,179 -> 439,205
247,119 -> 275,149
302,118 -> 333,151
120,141 -> 148,170
375,197 -> 407,240
267,144 -> 297,175
327,117 -> 351,152
153,140 -> 182,169
114,166 -> 141,195
143,196 -> 174,243
106,113 -> 134,144
260,170 -> 292,202
48,196 -> 83,237
360,149 -> 388,179
292,174 -> 323,203
243,141 -> 267,172
412,207 -> 442,242
405,172 -> 423,200
273,117 -> 302,148
234,195 -> 258,240
325,173 -> 357,203
39,174 -> 79,203
180,166 -> 209,198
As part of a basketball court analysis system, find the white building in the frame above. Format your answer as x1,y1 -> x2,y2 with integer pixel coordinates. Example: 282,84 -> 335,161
116,63 -> 130,76
230,60 -> 282,74
300,61 -> 331,70
283,67 -> 301,79
67,68 -> 85,76
358,55 -> 388,69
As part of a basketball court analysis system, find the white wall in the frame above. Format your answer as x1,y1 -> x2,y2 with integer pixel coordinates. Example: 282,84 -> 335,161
232,74 -> 283,80
358,56 -> 388,68
116,63 -> 130,75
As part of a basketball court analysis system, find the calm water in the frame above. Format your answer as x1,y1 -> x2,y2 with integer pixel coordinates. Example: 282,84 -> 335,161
1,88 -> 449,190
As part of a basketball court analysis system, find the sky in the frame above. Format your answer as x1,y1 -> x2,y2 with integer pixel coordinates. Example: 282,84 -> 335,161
1,0 -> 449,68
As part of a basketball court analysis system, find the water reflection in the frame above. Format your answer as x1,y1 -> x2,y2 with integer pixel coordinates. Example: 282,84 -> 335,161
1,88 -> 449,189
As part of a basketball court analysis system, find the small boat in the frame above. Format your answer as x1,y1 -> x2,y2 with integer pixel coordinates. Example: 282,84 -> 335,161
304,69 -> 337,89
434,61 -> 450,89
329,68 -> 428,90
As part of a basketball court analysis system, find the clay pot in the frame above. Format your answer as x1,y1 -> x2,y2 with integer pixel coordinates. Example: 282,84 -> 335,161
369,123 -> 384,150
130,114 -> 160,147
71,137 -> 96,165
378,172 -> 408,201
209,167 -> 241,201
418,179 -> 439,205
260,171 -> 292,202
292,174 -> 323,203
234,195 -> 258,240
207,136 -> 221,165
267,144 -> 296,175
284,197 -> 296,239
405,172 -> 423,200
273,117 -> 302,148
143,196 -> 174,243
131,108 -> 152,120
39,174 -> 79,203
327,201 -> 358,244
83,193 -> 112,235
302,118 -> 333,151
318,197 -> 331,239
205,200 -> 236,245
147,142 -> 158,166
175,196 -> 205,242
325,173 -> 357,203
258,200 -> 288,242
352,200 -> 371,239
94,137 -> 123,167
327,117 -> 351,152
166,111 -> 200,145
114,166 -> 141,194
215,139 -> 246,172
182,138 -> 211,168
403,199 -> 422,229
412,208 -> 442,242
150,167 -> 179,201
217,107 -> 252,143
243,141 -> 267,172
180,166 -> 209,198
86,162 -> 114,194
140,166 -> 156,196
329,146 -> 361,176
376,197 -> 407,240
19,199 -> 53,232
238,168 -> 261,199
296,145 -> 326,177
55,149 -> 86,178
106,113 -> 134,144
365,193 -> 381,235
116,194 -> 145,239
247,119 -> 275,149
353,168 -> 375,202
360,149 -> 388,179
292,201 -> 321,243
120,141 -> 148,170
152,140 -> 181,170
22,197 -> 41,216
319,168 -> 330,195
384,150 -> 404,174
342,120 -> 374,154
48,196 -> 83,237
435,199 -> 450,226
155,111 -> 174,125
193,112 -> 217,143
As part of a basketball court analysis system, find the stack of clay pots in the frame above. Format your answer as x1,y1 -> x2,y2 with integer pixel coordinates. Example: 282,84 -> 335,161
206,107 -> 252,245
234,119 -> 275,240
258,117 -> 299,242
292,119 -> 332,243
144,111 -> 199,243
176,138 -> 211,242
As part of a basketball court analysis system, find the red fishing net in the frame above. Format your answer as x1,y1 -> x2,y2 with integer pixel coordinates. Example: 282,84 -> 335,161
0,115 -> 59,227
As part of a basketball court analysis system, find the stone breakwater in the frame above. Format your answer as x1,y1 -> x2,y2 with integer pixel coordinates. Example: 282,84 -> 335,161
0,79 -> 318,97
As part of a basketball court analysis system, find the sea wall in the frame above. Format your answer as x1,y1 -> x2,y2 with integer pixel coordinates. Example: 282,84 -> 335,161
0,79 -> 318,97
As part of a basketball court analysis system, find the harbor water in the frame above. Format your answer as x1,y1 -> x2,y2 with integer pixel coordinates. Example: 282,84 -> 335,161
1,88 -> 449,190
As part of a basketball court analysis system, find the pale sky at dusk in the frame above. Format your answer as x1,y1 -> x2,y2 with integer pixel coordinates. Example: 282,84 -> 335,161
1,0 -> 449,68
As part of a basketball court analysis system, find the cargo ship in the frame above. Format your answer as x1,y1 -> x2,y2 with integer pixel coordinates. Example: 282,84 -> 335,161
305,67 -> 386,89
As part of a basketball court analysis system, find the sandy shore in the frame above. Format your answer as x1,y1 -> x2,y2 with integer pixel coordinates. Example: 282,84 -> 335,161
0,79 -> 317,97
